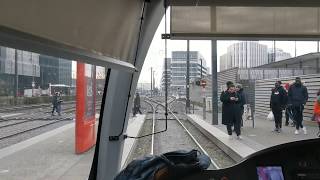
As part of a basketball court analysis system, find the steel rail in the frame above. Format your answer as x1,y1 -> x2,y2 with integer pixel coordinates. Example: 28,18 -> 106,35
148,97 -> 220,169
0,105 -> 101,140
0,120 -> 63,141
142,99 -> 156,155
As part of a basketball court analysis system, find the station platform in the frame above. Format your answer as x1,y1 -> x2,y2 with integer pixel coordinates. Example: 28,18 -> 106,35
188,106 -> 319,162
0,114 -> 145,180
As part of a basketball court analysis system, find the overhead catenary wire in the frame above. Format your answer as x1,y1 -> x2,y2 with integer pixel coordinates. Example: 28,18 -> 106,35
122,0 -> 169,139
109,0 -> 147,141
149,98 -> 220,169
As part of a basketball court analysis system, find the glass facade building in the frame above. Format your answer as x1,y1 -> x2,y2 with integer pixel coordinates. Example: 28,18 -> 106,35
162,51 -> 208,95
220,41 -> 268,71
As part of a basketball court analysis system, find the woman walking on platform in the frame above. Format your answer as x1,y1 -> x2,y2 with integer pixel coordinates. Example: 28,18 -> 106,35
220,84 -> 242,140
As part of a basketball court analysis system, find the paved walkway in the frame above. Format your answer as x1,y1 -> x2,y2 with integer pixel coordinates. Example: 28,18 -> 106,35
0,114 -> 145,180
192,105 -> 319,151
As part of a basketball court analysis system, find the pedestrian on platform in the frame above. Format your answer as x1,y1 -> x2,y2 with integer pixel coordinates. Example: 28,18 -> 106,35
220,81 -> 234,104
51,92 -> 59,116
285,105 -> 295,126
133,92 -> 142,117
288,77 -> 308,135
56,92 -> 63,116
313,89 -> 320,137
236,84 -> 246,127
270,81 -> 287,133
221,81 -> 235,130
220,84 -> 242,140
284,81 -> 295,127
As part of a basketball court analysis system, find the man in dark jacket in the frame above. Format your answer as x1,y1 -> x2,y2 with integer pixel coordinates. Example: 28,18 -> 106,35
288,77 -> 308,135
56,92 -> 62,116
51,92 -> 59,116
236,84 -> 246,127
283,82 -> 294,126
270,81 -> 287,133
220,81 -> 234,111
220,84 -> 242,140
220,81 -> 234,129
133,92 -> 142,117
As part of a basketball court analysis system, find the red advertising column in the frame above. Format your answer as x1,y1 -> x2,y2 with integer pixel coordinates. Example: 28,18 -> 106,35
76,62 -> 96,154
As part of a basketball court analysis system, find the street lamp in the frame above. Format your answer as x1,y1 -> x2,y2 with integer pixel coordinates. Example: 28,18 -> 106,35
32,81 -> 35,97
153,70 -> 155,96
32,64 -> 36,97
200,58 -> 206,119
150,67 -> 153,97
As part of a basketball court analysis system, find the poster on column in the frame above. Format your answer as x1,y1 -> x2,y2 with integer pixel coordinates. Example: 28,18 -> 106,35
76,62 -> 96,154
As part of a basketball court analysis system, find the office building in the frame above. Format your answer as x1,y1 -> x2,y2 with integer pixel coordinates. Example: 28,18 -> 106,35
220,41 -> 268,71
0,47 -> 40,96
268,48 -> 292,63
169,51 -> 208,95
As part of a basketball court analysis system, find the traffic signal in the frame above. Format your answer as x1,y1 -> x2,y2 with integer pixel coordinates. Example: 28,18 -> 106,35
200,80 -> 206,88
195,80 -> 201,86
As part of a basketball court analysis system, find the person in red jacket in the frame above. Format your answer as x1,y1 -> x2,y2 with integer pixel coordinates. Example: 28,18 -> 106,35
313,89 -> 320,137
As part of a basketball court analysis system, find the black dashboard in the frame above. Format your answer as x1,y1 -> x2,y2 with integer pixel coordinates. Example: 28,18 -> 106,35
186,138 -> 320,180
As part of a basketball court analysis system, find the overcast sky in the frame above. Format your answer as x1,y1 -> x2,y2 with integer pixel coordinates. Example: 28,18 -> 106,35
138,15 -> 320,88
71,13 -> 320,86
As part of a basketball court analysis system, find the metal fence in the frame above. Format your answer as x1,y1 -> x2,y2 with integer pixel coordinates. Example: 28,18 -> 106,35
238,68 -> 305,81
255,73 -> 320,120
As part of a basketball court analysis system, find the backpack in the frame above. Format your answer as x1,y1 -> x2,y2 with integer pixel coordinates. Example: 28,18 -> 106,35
115,149 -> 210,180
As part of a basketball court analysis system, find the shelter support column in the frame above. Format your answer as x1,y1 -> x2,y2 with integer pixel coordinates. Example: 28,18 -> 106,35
211,40 -> 218,125
186,40 -> 190,113
96,69 -> 135,180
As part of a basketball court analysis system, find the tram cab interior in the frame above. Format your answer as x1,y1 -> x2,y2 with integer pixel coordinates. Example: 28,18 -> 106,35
0,0 -> 320,179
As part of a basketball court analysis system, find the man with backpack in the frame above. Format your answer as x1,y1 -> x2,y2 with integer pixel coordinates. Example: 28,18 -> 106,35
133,92 -> 142,117
52,92 -> 63,116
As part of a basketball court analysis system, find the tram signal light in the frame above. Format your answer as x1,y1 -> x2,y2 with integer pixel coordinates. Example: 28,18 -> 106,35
195,79 -> 206,88
200,80 -> 206,88
195,80 -> 201,86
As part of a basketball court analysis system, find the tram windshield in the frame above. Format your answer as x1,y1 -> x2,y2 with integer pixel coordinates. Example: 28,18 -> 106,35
0,1 -> 320,180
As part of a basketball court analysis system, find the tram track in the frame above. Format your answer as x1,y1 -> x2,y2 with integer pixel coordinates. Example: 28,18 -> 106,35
0,103 -> 76,128
0,101 -> 76,113
145,97 -> 220,169
0,117 -> 71,128
0,102 -> 76,122
144,97 -> 235,169
0,101 -> 101,147
0,120 -> 66,141
0,101 -> 101,121
0,104 -> 101,129
121,96 -> 234,169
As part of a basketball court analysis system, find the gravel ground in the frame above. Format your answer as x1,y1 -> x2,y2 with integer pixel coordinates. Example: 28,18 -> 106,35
0,120 -> 71,149
125,99 -> 154,165
126,98 -> 236,170
0,101 -> 76,113
0,120 -> 62,138
125,119 -> 152,165
0,99 -> 104,150
152,101 -> 201,154
179,118 -> 236,168
171,101 -> 236,167
0,103 -> 76,149
0,119 -> 26,127
154,117 -> 201,154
